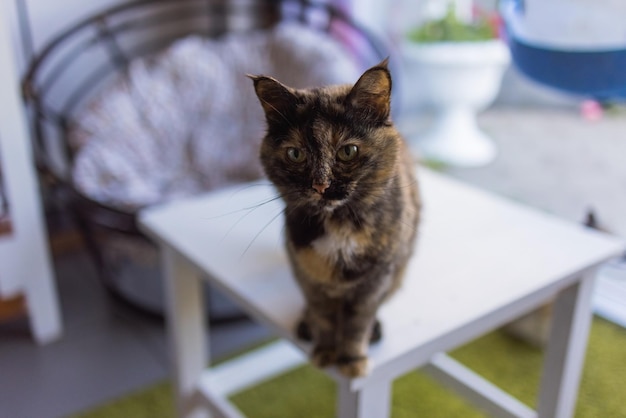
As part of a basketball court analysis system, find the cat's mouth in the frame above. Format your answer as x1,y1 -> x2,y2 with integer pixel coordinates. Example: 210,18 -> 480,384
309,185 -> 351,211
322,188 -> 348,202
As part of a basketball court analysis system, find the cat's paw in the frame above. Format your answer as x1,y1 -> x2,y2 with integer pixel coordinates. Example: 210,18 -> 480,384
370,319 -> 383,344
337,355 -> 369,377
311,346 -> 337,368
295,320 -> 313,342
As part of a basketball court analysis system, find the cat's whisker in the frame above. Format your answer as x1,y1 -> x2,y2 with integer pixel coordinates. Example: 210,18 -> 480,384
201,194 -> 282,221
203,187 -> 306,221
240,207 -> 286,258
357,175 -> 418,192
241,194 -> 286,211
218,188 -> 305,238
228,181 -> 275,197
218,204 -> 259,244
216,189 -> 305,244
346,195 -> 418,235
358,182 -> 419,196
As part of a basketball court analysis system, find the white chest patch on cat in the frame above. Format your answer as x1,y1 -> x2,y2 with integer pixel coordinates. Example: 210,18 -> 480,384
311,229 -> 359,263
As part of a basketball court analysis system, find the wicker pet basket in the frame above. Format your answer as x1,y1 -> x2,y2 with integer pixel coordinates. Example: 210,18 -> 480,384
23,0 -> 387,320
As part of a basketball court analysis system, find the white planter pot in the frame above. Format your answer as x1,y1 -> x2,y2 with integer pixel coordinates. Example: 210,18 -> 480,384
402,40 -> 510,166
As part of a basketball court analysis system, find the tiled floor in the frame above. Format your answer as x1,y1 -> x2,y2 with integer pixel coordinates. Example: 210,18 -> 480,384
0,248 -> 271,418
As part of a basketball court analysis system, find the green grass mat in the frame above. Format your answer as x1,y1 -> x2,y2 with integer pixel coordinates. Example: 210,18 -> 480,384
73,317 -> 626,418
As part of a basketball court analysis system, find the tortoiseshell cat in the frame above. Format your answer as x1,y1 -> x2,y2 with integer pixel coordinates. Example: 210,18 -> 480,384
250,60 -> 420,377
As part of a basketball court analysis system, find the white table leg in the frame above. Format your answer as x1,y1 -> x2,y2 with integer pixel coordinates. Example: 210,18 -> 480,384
337,377 -> 392,418
162,246 -> 209,418
537,271 -> 597,418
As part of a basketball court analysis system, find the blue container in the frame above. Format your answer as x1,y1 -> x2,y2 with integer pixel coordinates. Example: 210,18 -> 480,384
501,0 -> 626,100
506,32 -> 626,100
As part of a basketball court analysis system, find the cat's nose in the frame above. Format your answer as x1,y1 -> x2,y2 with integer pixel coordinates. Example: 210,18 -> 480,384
312,182 -> 330,194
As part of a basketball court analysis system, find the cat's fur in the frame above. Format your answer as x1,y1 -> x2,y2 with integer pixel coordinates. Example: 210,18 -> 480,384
250,60 -> 420,377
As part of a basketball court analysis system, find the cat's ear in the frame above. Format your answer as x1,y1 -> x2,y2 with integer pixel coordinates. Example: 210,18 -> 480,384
347,59 -> 392,123
249,75 -> 297,124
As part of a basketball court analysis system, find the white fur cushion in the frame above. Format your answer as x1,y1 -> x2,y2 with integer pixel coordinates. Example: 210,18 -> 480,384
70,23 -> 360,210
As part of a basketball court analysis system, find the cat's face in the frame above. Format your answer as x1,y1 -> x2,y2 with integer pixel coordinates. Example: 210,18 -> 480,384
251,61 -> 398,213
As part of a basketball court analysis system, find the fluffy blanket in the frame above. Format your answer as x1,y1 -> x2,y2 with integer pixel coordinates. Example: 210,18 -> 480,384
70,23 -> 360,210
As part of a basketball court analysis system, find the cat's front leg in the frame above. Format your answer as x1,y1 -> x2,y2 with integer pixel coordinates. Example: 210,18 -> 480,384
298,305 -> 338,368
336,301 -> 379,377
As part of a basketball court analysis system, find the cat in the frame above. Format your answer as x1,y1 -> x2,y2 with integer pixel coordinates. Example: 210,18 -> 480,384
250,59 -> 421,377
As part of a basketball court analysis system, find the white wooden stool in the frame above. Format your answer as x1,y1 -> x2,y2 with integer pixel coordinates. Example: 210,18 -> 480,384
139,168 -> 623,418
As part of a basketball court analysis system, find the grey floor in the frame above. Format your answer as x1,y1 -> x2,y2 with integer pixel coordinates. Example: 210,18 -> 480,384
0,248 -> 271,418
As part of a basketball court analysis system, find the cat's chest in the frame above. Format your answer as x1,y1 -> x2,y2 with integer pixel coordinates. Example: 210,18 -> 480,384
286,209 -> 369,277
311,230 -> 359,263
288,218 -> 376,286
310,221 -> 368,264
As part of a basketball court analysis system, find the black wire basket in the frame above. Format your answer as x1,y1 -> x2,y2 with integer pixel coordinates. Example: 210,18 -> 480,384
22,0 -> 387,321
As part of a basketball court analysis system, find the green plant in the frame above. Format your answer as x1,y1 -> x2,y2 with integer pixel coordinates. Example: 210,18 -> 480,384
407,6 -> 496,43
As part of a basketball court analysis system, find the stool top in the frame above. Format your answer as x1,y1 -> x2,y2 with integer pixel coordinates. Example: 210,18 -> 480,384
140,168 -> 623,383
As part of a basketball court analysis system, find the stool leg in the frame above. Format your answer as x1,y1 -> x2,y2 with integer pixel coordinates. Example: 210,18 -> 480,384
337,378 -> 392,418
537,271 -> 596,418
162,246 -> 210,418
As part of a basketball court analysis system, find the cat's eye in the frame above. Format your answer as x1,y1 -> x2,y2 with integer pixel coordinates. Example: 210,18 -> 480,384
337,144 -> 359,161
286,147 -> 306,163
